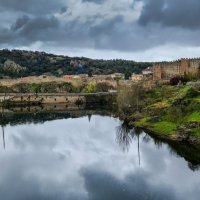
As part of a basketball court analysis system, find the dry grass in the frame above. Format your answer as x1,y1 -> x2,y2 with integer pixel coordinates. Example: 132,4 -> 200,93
0,75 -> 134,89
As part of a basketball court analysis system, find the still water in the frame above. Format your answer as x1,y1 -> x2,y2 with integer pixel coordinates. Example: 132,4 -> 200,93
0,111 -> 200,200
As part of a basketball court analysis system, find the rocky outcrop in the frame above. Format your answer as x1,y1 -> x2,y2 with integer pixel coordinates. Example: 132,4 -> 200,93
2,59 -> 26,74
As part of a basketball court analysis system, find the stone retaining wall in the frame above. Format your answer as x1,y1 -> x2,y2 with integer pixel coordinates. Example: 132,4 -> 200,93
0,92 -> 117,105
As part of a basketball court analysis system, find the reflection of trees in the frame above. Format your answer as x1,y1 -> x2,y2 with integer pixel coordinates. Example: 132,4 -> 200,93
88,114 -> 92,123
188,162 -> 200,171
116,121 -> 134,152
116,121 -> 144,153
116,121 -> 144,165
142,134 -> 151,143
0,105 -> 112,126
116,120 -> 200,170
166,141 -> 200,172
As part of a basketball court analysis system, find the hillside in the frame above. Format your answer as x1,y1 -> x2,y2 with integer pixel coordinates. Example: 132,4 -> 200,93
0,49 -> 151,78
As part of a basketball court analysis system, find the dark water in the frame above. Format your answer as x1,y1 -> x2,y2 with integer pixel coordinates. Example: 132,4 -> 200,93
0,111 -> 200,200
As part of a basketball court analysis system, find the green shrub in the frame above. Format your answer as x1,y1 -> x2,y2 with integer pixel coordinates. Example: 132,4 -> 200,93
30,83 -> 42,93
57,82 -> 75,93
82,82 -> 97,93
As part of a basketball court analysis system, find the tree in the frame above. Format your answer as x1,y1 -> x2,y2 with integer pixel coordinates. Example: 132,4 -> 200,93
88,70 -> 93,77
117,82 -> 145,115
31,83 -> 41,94
124,70 -> 132,80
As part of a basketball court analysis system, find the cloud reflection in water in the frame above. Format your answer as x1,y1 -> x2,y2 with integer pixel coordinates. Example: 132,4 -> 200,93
0,115 -> 199,200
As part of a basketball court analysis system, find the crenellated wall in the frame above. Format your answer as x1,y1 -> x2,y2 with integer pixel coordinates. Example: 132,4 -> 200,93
153,58 -> 200,80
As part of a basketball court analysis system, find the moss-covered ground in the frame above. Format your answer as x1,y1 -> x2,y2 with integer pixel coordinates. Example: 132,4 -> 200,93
130,85 -> 200,142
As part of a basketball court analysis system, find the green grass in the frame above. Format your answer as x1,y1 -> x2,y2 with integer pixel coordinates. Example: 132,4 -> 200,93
178,85 -> 192,96
134,117 -> 150,127
151,121 -> 176,135
134,118 -> 176,135
168,86 -> 192,103
194,96 -> 200,102
151,101 -> 171,109
148,86 -> 194,108
186,111 -> 200,122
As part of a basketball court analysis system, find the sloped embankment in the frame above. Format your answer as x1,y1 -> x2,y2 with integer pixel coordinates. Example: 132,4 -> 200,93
129,85 -> 200,143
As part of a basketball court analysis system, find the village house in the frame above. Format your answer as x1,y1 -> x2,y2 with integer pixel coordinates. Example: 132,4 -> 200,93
131,73 -> 143,82
142,67 -> 153,76
63,75 -> 74,79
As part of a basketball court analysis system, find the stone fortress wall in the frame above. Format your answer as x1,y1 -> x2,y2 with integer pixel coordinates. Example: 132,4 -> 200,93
153,58 -> 200,81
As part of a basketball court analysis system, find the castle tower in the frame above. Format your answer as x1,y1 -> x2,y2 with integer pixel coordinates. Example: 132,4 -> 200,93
153,64 -> 162,81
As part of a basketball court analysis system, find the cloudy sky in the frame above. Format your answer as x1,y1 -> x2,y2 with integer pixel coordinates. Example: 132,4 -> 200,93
0,0 -> 200,61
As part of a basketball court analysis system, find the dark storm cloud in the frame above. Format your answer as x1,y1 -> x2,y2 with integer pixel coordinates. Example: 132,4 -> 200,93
0,0 -> 64,15
11,15 -> 30,31
18,16 -> 59,39
81,167 -> 177,200
3,13 -> 200,52
2,15 -> 60,45
139,0 -> 200,29
0,0 -> 200,55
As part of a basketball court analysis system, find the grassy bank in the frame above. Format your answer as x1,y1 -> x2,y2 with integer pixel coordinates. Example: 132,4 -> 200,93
118,84 -> 200,143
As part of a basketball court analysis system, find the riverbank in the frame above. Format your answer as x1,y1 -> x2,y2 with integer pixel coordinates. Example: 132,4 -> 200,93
118,84 -> 200,144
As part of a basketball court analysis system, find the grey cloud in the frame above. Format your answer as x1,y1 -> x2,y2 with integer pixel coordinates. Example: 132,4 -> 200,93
82,0 -> 105,4
0,0 -> 65,15
0,28 -> 12,44
2,13 -> 200,53
0,155 -> 86,200
139,0 -> 200,29
81,167 -> 177,200
87,16 -> 200,51
11,129 -> 58,150
11,15 -> 30,31
19,16 -> 59,37
0,0 -> 200,55
60,7 -> 68,14
7,15 -> 60,45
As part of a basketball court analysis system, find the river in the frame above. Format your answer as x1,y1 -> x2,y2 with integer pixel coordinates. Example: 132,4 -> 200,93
0,109 -> 200,200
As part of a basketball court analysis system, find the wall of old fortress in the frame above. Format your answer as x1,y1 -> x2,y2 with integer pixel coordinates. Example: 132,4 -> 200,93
153,58 -> 200,80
